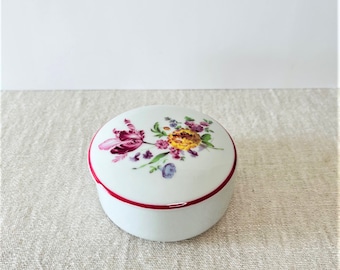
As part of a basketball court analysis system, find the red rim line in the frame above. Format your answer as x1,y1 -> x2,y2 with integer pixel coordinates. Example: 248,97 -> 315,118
87,130 -> 237,210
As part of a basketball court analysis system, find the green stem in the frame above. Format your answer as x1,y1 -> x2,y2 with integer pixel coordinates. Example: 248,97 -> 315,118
133,152 -> 170,170
143,141 -> 155,145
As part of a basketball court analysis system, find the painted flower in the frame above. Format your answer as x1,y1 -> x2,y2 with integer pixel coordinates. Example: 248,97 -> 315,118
169,147 -> 181,159
200,121 -> 210,126
99,115 -> 222,179
185,121 -> 204,132
169,119 -> 178,128
99,119 -> 144,155
162,163 -> 176,178
155,139 -> 169,149
130,152 -> 141,162
188,149 -> 198,157
143,150 -> 153,159
168,128 -> 201,151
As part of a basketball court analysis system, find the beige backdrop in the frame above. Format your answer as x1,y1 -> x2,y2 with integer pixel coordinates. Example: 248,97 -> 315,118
1,89 -> 337,269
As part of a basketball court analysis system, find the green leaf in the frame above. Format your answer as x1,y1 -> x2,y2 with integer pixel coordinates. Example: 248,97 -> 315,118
203,118 -> 213,124
204,128 -> 214,133
151,122 -> 160,132
184,116 -> 195,121
149,152 -> 169,164
202,141 -> 215,148
151,122 -> 168,137
149,166 -> 160,173
134,152 -> 169,169
154,131 -> 167,138
201,134 -> 211,142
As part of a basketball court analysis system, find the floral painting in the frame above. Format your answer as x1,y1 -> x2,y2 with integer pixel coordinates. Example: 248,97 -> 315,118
98,116 -> 223,179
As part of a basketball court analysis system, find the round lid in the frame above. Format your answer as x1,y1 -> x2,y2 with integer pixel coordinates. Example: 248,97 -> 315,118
88,105 -> 237,209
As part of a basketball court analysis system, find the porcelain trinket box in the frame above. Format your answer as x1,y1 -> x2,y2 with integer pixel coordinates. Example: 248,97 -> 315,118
88,105 -> 237,242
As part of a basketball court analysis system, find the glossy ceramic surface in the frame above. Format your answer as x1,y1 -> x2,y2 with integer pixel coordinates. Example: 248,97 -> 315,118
88,105 -> 237,241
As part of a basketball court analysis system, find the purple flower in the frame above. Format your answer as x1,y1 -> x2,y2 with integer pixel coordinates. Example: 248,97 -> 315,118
162,163 -> 176,179
191,125 -> 204,132
130,152 -> 140,162
188,149 -> 198,157
185,121 -> 204,132
169,119 -> 178,128
184,121 -> 194,127
155,139 -> 169,149
200,121 -> 209,126
143,150 -> 153,159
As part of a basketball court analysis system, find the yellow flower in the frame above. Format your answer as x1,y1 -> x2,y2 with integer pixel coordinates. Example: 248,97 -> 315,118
168,129 -> 201,151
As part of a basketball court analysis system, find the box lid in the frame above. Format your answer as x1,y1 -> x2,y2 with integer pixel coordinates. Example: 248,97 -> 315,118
88,105 -> 236,209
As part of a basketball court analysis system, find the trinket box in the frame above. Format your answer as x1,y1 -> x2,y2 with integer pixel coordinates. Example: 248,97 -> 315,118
88,105 -> 237,241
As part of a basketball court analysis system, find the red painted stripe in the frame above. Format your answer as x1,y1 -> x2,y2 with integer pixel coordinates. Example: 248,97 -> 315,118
87,130 -> 237,210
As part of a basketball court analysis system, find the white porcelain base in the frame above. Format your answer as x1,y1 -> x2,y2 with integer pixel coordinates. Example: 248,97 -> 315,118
96,174 -> 236,242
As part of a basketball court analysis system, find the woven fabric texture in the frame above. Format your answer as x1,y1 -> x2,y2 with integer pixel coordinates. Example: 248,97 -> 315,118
1,89 -> 338,269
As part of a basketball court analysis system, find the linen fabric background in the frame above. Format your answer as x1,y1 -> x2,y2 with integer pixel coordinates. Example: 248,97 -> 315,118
1,89 -> 337,269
